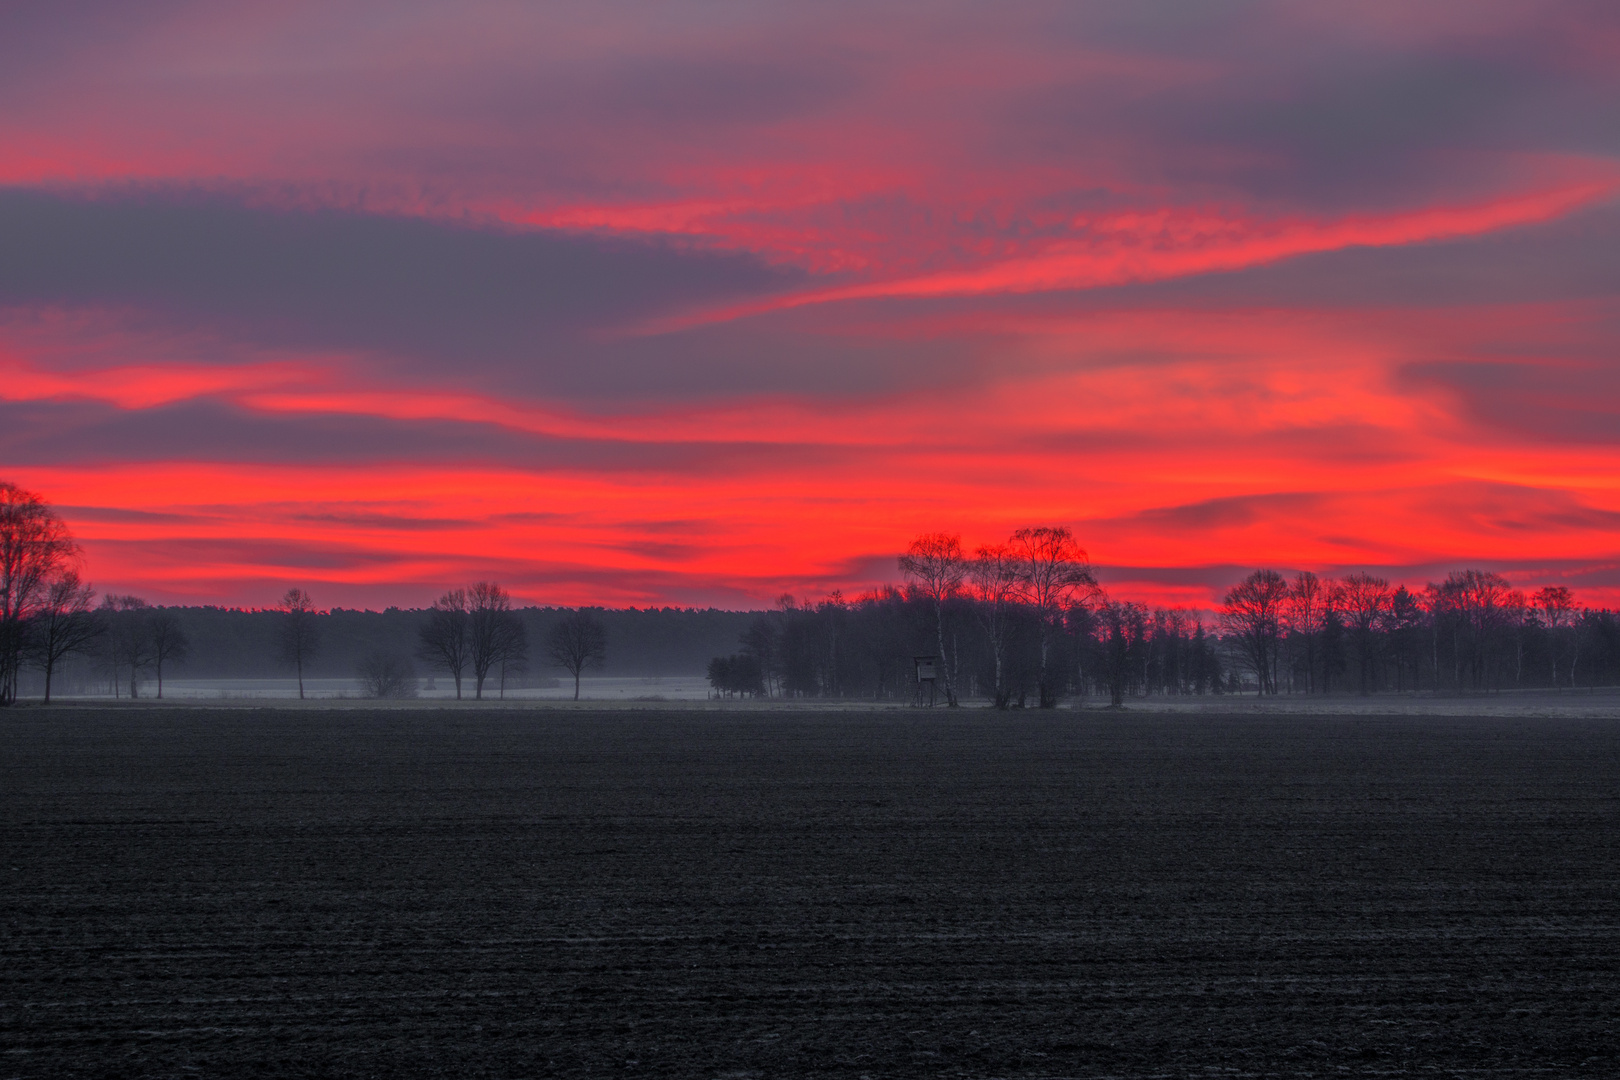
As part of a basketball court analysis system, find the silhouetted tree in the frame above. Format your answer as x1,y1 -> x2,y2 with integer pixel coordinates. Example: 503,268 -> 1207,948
1189,617 -> 1222,695
707,653 -> 765,697
1284,571 -> 1328,693
1534,585 -> 1577,687
740,614 -> 782,696
546,609 -> 606,700
848,586 -> 918,701
1339,572 -> 1391,694
1,482 -> 79,706
278,587 -> 321,699
1572,608 -> 1604,686
27,571 -> 100,704
100,595 -> 153,698
1422,582 -> 1449,689
1387,586 -> 1425,691
1442,569 -> 1514,690
734,652 -> 765,696
820,592 -> 850,696
1010,526 -> 1097,707
969,543 -> 1021,708
1221,569 -> 1288,694
778,600 -> 826,696
1095,600 -> 1147,706
899,533 -> 967,706
1505,588 -> 1531,687
999,602 -> 1043,706
467,582 -> 526,699
1319,603 -> 1346,693
417,588 -> 471,698
148,611 -> 189,699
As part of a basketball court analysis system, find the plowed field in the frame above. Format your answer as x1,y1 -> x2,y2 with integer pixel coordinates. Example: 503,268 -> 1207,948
4,708 -> 1617,1077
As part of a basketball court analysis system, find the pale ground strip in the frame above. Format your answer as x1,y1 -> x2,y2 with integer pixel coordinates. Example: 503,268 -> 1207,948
86,675 -> 718,703
40,679 -> 1620,718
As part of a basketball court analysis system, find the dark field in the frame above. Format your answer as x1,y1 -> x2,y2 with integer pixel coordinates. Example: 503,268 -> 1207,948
3,708 -> 1618,1078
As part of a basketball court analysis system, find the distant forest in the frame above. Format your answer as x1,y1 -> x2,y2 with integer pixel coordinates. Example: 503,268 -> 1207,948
705,538 -> 1620,706
33,606 -> 756,694
4,483 -> 1620,705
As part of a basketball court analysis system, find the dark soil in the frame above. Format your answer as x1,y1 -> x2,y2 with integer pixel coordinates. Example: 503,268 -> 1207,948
3,708 -> 1618,1077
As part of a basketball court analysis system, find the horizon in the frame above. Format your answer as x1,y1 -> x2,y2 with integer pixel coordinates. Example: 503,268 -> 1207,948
34,555 -> 1609,619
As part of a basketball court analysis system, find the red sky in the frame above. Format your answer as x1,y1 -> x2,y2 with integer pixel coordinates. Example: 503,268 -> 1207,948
3,1 -> 1618,609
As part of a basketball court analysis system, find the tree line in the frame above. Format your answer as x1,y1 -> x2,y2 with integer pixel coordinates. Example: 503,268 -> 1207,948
706,527 -> 1225,707
1216,567 -> 1595,696
410,583 -> 606,700
705,529 -> 1620,705
0,482 -> 609,703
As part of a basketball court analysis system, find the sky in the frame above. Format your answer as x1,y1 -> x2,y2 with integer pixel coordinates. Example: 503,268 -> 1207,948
3,0 -> 1618,610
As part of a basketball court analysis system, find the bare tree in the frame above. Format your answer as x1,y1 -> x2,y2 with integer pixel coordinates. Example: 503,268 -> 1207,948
968,543 -> 1021,708
1221,569 -> 1289,694
1010,526 -> 1097,708
1,482 -> 79,706
1529,586 -> 1581,689
28,571 -> 101,703
101,595 -> 153,698
740,616 -> 781,697
1283,571 -> 1328,693
1095,598 -> 1147,707
278,587 -> 321,699
1443,569 -> 1513,689
546,609 -> 606,700
417,588 -> 471,698
1339,572 -> 1391,694
467,582 -> 527,699
148,611 -> 189,699
1533,585 -> 1577,687
357,651 -> 418,699
899,533 -> 967,706
1504,588 -> 1531,687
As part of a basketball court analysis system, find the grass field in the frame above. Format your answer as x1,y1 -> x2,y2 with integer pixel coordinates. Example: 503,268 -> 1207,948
4,706 -> 1618,1077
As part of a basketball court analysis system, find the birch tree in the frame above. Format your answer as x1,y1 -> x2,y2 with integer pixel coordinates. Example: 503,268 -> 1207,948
899,533 -> 967,706
1010,526 -> 1097,708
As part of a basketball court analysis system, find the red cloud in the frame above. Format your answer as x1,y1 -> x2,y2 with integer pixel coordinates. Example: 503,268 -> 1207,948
3,2 -> 1618,607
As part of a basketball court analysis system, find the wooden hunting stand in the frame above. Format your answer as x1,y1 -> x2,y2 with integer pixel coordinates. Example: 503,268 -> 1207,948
914,655 -> 938,707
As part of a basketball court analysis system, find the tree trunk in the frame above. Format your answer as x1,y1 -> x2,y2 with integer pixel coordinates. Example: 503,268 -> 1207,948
573,670 -> 581,700
934,604 -> 957,707
1037,624 -> 1054,708
296,655 -> 305,700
